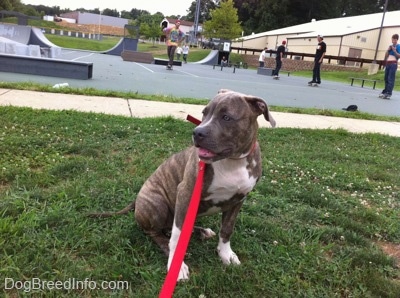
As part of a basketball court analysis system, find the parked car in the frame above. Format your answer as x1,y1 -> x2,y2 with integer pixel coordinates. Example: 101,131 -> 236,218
201,38 -> 221,50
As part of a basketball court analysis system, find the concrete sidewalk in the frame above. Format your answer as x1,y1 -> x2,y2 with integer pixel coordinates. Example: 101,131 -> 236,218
0,88 -> 399,137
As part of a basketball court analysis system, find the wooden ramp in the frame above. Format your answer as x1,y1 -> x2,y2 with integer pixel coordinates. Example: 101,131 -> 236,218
121,50 -> 154,64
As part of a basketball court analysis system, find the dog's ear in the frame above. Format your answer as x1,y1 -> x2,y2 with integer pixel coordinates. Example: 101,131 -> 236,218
218,89 -> 232,94
245,96 -> 276,127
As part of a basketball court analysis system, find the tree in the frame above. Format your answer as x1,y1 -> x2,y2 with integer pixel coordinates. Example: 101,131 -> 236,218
203,0 -> 242,40
124,8 -> 151,20
232,0 -> 400,35
102,8 -> 119,17
0,0 -> 13,11
186,0 -> 219,22
0,0 -> 25,11
136,13 -> 164,45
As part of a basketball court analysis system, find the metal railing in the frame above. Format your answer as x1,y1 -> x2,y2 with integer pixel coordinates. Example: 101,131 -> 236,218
231,46 -> 385,69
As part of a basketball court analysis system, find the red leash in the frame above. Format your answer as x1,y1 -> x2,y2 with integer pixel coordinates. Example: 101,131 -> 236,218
159,115 -> 205,298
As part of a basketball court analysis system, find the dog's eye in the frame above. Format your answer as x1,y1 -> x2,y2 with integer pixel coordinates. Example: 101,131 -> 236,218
222,115 -> 231,121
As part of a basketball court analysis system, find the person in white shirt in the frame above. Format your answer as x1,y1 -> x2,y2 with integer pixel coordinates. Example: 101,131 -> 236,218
176,46 -> 183,61
259,47 -> 267,67
182,44 -> 189,63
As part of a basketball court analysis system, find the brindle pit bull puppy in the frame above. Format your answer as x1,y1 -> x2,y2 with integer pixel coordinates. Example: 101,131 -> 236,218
90,89 -> 276,281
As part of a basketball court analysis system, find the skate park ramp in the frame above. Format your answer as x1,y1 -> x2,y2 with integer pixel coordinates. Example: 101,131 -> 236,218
0,23 -> 31,44
0,23 -> 91,79
30,27 -> 61,48
27,25 -> 138,56
194,49 -> 219,65
0,23 -> 139,56
0,23 -> 61,57
104,37 -> 138,55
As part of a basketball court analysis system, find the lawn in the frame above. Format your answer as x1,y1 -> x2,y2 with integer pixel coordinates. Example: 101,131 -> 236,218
1,106 -> 399,297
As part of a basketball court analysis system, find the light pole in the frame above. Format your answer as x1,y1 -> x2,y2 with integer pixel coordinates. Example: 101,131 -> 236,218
193,0 -> 201,46
373,0 -> 389,62
98,9 -> 102,41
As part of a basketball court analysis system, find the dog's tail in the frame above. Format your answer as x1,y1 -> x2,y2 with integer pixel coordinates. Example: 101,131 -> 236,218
88,201 -> 136,218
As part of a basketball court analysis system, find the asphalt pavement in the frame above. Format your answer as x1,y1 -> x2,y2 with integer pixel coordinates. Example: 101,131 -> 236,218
0,48 -> 399,117
0,48 -> 399,137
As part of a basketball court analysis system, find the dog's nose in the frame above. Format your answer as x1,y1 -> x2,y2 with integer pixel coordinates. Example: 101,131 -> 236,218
193,130 -> 204,141
193,127 -> 207,140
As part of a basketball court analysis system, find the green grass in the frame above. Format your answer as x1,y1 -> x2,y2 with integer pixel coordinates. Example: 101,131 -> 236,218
0,106 -> 399,297
45,35 -> 122,51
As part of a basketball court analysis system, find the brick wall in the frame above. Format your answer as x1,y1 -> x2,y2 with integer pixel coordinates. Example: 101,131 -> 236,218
242,55 -> 364,73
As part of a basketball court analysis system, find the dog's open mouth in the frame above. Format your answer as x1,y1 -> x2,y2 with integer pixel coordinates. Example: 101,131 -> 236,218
197,147 -> 217,160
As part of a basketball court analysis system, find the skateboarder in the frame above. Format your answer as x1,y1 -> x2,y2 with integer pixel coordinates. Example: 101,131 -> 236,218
163,20 -> 185,70
308,34 -> 326,86
272,40 -> 286,79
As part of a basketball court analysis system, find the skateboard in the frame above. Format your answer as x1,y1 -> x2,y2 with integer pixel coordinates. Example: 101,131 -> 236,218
273,76 -> 280,80
308,82 -> 319,87
166,65 -> 173,70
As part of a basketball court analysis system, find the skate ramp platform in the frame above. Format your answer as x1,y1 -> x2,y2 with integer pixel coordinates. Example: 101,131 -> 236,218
0,23 -> 31,44
104,37 -> 138,56
0,23 -> 91,79
0,23 -> 61,58
0,53 -> 93,79
194,50 -> 219,65
30,27 -> 61,57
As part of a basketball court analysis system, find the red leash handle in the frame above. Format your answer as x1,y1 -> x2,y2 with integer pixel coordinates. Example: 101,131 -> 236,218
159,115 -> 204,298
186,115 -> 201,126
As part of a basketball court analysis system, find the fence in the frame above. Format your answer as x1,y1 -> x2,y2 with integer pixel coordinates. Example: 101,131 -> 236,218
232,46 -> 385,72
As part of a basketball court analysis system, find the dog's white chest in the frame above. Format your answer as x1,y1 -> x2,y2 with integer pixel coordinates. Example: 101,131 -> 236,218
204,158 -> 258,205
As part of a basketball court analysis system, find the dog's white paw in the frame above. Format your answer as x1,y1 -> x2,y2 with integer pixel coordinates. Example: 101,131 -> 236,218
177,262 -> 189,281
167,259 -> 190,281
217,240 -> 241,265
201,228 -> 216,240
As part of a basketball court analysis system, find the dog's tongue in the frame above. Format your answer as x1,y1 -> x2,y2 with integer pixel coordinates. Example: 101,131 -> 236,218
198,148 -> 216,159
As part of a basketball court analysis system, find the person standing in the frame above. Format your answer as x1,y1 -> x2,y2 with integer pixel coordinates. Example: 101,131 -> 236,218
163,20 -> 185,70
272,40 -> 286,79
259,47 -> 268,67
176,46 -> 183,60
308,34 -> 326,86
379,34 -> 400,99
182,44 -> 189,63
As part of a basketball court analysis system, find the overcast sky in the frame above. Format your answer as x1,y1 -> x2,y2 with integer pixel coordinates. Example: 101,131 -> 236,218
22,0 -> 194,17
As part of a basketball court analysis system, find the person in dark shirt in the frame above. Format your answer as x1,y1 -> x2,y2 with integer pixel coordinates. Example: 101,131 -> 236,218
379,33 -> 400,99
272,40 -> 286,79
308,34 -> 326,85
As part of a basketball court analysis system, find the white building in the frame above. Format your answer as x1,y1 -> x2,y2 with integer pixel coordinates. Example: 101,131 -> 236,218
232,10 -> 400,61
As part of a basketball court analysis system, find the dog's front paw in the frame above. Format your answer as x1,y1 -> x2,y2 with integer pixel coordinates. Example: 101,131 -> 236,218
217,241 -> 241,265
167,260 -> 190,281
177,262 -> 189,281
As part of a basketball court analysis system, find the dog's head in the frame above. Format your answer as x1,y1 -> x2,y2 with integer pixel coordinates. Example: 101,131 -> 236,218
193,89 -> 276,163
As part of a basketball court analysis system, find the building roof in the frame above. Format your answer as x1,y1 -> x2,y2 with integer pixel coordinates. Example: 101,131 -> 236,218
165,18 -> 200,27
243,10 -> 400,40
